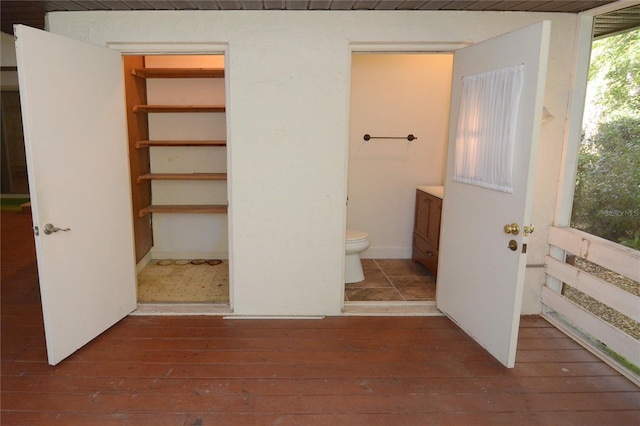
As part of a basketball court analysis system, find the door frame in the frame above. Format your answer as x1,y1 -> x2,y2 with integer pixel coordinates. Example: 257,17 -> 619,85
548,4 -> 633,295
342,41 -> 473,314
107,42 -> 235,315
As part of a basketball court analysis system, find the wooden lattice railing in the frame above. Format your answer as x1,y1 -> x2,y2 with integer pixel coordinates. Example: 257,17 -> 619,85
542,226 -> 639,381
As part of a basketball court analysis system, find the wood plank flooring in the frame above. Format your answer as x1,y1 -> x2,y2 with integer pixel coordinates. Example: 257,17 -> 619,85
2,210 -> 639,425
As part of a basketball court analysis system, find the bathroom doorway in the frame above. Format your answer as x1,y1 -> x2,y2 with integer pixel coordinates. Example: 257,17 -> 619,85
120,53 -> 230,307
346,52 -> 453,307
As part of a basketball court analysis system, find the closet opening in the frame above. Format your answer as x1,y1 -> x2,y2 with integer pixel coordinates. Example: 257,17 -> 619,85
122,54 -> 230,307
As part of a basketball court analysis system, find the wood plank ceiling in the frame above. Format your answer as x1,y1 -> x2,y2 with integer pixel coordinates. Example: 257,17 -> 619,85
1,1 -> 638,38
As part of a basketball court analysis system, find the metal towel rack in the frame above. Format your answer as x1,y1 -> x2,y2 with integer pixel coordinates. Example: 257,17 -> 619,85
363,134 -> 417,142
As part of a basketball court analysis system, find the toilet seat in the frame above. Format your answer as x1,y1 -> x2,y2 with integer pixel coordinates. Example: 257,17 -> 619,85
346,230 -> 368,242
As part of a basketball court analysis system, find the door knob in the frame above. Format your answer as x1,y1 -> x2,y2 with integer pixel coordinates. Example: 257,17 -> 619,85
504,223 -> 520,235
43,223 -> 70,235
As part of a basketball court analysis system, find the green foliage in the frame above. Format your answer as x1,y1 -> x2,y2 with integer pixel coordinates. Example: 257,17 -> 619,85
588,30 -> 640,117
572,117 -> 640,243
571,29 -> 640,247
619,231 -> 640,251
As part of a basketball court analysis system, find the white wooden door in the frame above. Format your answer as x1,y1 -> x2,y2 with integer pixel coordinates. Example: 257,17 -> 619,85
14,25 -> 137,365
436,22 -> 550,367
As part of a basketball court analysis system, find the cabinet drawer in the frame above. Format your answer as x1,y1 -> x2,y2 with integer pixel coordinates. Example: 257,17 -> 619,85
412,233 -> 438,275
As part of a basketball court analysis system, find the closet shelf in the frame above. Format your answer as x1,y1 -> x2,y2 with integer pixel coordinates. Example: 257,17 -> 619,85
137,173 -> 227,182
139,204 -> 228,217
132,68 -> 225,79
136,140 -> 227,148
133,105 -> 225,113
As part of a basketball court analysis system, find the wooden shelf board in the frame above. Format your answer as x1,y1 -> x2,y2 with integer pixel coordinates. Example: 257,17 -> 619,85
132,68 -> 224,79
137,173 -> 227,182
136,140 -> 227,148
139,204 -> 228,217
133,105 -> 225,113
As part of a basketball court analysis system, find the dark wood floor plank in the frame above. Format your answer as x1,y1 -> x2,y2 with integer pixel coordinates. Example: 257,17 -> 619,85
185,412 -> 542,426
6,390 -> 638,414
515,348 -> 601,363
4,374 -> 637,398
517,326 -> 569,339
516,336 -> 583,350
533,411 -> 640,426
47,346 -> 496,365
524,391 -> 640,411
3,359 -> 509,380
513,375 -> 640,393
1,412 -> 187,426
511,361 -> 622,377
99,322 -> 468,340
2,210 -> 639,425
1,376 -> 514,397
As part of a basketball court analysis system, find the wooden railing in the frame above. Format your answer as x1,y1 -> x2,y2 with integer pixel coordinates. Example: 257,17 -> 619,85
542,226 -> 640,380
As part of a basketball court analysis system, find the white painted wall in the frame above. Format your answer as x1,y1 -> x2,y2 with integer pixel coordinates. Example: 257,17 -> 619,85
47,10 -> 581,316
348,53 -> 452,258
144,55 -> 228,259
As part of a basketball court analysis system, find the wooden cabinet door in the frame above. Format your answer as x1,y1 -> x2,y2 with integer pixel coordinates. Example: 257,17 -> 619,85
414,191 -> 430,240
426,195 -> 442,247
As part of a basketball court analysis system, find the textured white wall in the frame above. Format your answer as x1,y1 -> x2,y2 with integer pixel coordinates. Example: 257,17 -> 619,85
348,53 -> 452,259
47,11 -> 579,315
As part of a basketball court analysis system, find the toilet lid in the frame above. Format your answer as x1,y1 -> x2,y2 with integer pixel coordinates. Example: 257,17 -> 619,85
347,229 -> 368,242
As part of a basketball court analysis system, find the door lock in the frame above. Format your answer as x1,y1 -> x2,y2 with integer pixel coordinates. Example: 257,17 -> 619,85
504,223 -> 520,235
508,239 -> 518,251
43,223 -> 70,235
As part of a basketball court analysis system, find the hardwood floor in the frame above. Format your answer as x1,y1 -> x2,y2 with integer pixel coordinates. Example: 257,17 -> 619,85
2,210 -> 639,425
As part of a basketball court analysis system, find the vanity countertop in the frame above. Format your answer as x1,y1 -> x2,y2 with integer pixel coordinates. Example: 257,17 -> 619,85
417,185 -> 444,199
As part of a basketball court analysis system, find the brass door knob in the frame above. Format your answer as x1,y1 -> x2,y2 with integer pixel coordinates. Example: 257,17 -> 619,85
504,223 -> 520,235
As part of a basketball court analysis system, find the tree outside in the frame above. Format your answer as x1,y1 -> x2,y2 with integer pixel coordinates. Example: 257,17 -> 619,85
571,28 -> 640,250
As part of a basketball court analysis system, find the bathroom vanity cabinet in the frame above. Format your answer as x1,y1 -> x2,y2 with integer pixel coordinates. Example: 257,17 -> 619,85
412,187 -> 443,275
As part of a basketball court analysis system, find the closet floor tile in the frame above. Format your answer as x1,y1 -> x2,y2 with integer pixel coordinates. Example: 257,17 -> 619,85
137,260 -> 229,303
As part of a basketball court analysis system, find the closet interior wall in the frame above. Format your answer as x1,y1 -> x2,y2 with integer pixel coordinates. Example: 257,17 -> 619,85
122,55 -> 228,264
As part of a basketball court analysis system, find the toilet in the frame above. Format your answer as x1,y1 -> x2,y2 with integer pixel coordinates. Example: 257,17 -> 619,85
345,229 -> 370,283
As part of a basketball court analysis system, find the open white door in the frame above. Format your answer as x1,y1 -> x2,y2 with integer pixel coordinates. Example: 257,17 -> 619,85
436,22 -> 550,367
14,25 -> 137,365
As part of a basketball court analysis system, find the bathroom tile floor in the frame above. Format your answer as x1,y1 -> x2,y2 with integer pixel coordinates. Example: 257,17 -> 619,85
137,259 -> 229,303
345,259 -> 436,302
